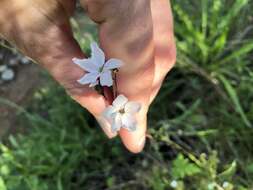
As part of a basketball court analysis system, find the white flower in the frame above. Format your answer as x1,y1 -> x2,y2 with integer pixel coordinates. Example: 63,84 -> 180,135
222,181 -> 229,188
103,94 -> 141,133
0,65 -> 7,73
1,68 -> 14,81
20,56 -> 30,65
72,42 -> 123,87
170,180 -> 178,188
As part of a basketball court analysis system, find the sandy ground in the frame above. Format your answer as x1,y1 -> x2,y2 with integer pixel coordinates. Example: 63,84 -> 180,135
0,63 -> 44,138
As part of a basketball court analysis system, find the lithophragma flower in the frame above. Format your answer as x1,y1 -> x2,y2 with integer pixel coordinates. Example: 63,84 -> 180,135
72,42 -> 122,87
103,94 -> 141,132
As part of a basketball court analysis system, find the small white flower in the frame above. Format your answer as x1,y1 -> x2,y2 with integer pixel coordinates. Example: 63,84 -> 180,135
20,56 -> 30,65
0,65 -> 7,73
170,180 -> 178,188
103,94 -> 141,133
222,181 -> 229,188
72,42 -> 123,87
1,68 -> 14,81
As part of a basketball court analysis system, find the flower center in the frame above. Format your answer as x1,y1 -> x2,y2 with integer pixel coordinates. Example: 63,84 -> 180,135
119,108 -> 125,114
99,67 -> 103,72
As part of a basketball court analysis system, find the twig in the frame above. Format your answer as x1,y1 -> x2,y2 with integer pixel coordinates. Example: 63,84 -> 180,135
0,40 -> 16,52
112,69 -> 118,99
105,180 -> 139,190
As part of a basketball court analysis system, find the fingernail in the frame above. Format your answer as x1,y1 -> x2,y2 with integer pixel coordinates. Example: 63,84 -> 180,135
96,117 -> 117,139
138,135 -> 146,149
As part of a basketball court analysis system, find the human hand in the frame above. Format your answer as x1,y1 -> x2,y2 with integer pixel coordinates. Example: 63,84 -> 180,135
0,0 -> 176,153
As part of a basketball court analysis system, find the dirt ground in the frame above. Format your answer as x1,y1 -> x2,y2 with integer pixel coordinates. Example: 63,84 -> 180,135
0,63 -> 45,138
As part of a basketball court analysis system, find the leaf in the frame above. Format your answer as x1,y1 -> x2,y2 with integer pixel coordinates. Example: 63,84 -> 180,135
210,0 -> 222,37
172,154 -> 201,179
201,0 -> 208,36
246,163 -> 253,174
211,31 -> 228,58
217,0 -> 248,33
0,165 -> 10,176
218,41 -> 253,65
173,4 -> 208,61
106,176 -> 116,188
57,176 -> 63,190
219,75 -> 252,127
9,135 -> 19,148
0,177 -> 7,190
218,161 -> 237,180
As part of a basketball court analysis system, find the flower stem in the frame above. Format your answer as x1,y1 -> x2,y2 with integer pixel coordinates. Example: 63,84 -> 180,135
96,81 -> 104,96
113,69 -> 118,99
101,69 -> 118,104
103,86 -> 114,104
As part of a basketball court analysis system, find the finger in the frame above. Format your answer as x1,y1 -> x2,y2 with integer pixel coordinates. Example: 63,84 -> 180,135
41,28 -> 118,138
13,18 -> 117,138
80,0 -> 155,151
72,91 -> 117,139
79,0 -> 110,23
118,0 -> 177,152
98,1 -> 154,153
117,63 -> 154,153
119,106 -> 148,153
149,0 -> 176,104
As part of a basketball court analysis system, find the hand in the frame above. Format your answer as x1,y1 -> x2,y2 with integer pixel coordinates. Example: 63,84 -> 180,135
0,0 -> 176,153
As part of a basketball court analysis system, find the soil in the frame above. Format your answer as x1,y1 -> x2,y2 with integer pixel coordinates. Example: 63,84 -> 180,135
0,63 -> 45,138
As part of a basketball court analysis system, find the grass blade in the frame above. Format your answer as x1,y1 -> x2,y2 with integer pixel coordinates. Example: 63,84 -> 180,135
218,41 -> 253,64
219,75 -> 251,127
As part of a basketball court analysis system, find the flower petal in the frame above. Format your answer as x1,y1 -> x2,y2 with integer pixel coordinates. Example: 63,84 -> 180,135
72,57 -> 98,72
91,42 -> 105,68
121,113 -> 137,132
112,113 -> 122,133
89,80 -> 99,87
125,101 -> 141,114
100,70 -> 113,87
112,94 -> 128,110
77,72 -> 99,85
103,58 -> 123,71
103,105 -> 117,119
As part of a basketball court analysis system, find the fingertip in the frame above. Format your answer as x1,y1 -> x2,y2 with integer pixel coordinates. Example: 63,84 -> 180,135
96,116 -> 117,139
72,90 -> 117,139
119,116 -> 147,153
133,135 -> 146,153
120,129 -> 146,153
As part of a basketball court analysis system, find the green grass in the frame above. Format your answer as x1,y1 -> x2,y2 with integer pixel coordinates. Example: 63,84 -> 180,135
0,0 -> 253,189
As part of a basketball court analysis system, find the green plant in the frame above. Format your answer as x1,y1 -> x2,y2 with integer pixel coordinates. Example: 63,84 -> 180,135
174,0 -> 253,128
0,0 -> 253,189
0,83 -> 125,190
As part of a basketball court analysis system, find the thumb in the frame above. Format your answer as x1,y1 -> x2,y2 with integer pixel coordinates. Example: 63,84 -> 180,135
0,0 -> 117,138
13,20 -> 117,138
41,26 -> 117,138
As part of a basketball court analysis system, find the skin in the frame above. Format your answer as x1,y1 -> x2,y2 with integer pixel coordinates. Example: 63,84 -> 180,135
0,0 -> 176,153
